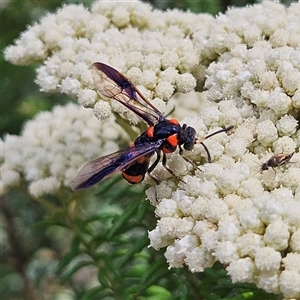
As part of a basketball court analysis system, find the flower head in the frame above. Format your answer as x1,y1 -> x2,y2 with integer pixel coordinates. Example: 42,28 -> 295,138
0,103 -> 127,197
4,0 -> 208,122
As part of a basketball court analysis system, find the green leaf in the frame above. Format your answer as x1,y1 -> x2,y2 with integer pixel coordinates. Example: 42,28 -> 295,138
139,257 -> 167,285
135,195 -> 153,222
94,175 -> 123,197
80,286 -> 113,300
135,258 -> 172,293
145,285 -> 171,300
71,235 -> 82,254
106,200 -> 140,239
98,253 -> 121,279
97,268 -> 112,289
118,235 -> 149,268
73,218 -> 94,235
56,236 -> 83,274
60,260 -> 95,284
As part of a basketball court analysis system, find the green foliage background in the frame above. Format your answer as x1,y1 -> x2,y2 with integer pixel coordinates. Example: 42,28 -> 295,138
1,1 -> 287,299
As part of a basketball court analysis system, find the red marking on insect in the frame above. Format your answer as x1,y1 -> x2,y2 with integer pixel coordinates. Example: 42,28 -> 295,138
71,63 -> 233,190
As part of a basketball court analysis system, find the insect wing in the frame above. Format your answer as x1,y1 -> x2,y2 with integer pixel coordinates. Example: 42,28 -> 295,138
276,152 -> 295,166
71,140 -> 163,190
92,62 -> 163,126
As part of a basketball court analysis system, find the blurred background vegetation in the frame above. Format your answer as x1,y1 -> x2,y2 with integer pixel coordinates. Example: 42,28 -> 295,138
0,0 -> 291,299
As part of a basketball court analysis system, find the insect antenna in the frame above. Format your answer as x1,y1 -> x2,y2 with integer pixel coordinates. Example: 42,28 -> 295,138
252,160 -> 266,175
196,125 -> 233,163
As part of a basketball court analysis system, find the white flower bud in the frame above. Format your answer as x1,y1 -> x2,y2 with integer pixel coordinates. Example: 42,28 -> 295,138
227,258 -> 256,283
185,247 -> 215,272
276,114 -> 298,135
255,247 -> 281,272
93,100 -> 112,120
256,120 -> 278,147
268,90 -> 292,115
175,73 -> 196,93
279,270 -> 300,299
263,219 -> 290,251
78,89 -> 97,108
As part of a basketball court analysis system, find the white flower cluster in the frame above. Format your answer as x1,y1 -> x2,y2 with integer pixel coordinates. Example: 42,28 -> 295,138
4,0 -> 211,122
0,103 -> 127,197
201,1 -> 300,119
3,0 -> 300,297
147,2 -> 300,298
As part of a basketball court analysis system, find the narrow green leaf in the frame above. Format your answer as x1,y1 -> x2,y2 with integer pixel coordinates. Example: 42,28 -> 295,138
94,175 -> 123,196
118,235 -> 149,268
106,200 -> 140,239
71,235 -> 82,254
60,261 -> 95,284
98,253 -> 121,279
86,213 -> 118,223
57,252 -> 76,274
134,259 -> 172,294
97,269 -> 112,289
56,237 -> 82,273
140,257 -> 167,284
74,218 -> 94,235
135,195 -> 153,222
80,286 -> 112,300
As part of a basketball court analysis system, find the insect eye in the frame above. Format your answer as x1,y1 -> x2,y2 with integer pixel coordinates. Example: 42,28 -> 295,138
184,141 -> 194,150
183,127 -> 196,150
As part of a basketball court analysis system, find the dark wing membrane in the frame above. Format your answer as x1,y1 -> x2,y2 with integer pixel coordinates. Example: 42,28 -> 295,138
92,62 -> 164,126
71,140 -> 163,190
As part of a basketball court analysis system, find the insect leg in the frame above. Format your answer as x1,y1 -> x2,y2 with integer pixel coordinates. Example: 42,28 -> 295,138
147,150 -> 161,184
161,152 -> 185,183
178,146 -> 202,171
